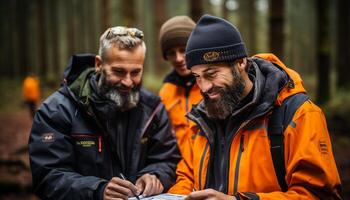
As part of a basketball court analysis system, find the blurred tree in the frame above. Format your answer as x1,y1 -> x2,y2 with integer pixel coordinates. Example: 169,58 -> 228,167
17,0 -> 30,77
222,0 -> 229,19
122,0 -> 136,26
316,0 -> 330,104
49,0 -> 60,74
102,0 -> 111,30
87,0 -> 97,53
190,0 -> 203,22
37,0 -> 48,78
66,0 -> 76,57
336,0 -> 350,90
239,0 -> 256,55
154,0 -> 168,75
268,0 -> 284,59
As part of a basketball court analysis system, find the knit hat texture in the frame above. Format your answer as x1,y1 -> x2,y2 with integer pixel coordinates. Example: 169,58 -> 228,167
185,14 -> 247,69
159,16 -> 195,59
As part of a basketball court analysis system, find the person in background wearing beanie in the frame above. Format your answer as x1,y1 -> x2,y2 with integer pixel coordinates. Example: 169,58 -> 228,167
168,15 -> 342,199
158,16 -> 202,155
28,26 -> 180,200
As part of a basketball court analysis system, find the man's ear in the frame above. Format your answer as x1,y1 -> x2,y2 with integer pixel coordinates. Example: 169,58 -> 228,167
236,58 -> 247,73
95,55 -> 102,73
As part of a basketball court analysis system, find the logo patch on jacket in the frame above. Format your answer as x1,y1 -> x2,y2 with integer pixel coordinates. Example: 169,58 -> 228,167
42,133 -> 55,142
319,140 -> 328,154
76,140 -> 96,147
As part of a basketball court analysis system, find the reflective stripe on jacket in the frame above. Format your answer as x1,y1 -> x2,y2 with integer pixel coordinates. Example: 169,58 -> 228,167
168,53 -> 342,200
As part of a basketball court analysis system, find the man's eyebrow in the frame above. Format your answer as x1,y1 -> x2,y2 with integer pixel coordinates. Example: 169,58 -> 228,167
202,66 -> 216,73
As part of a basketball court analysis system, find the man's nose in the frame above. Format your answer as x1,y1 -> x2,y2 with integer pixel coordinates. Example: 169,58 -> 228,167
175,51 -> 184,62
198,79 -> 212,93
121,75 -> 133,88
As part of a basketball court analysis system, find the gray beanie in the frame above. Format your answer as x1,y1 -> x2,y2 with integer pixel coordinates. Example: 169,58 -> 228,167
159,16 -> 196,59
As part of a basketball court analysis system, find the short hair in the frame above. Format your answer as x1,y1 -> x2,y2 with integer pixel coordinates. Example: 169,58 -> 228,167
99,26 -> 146,61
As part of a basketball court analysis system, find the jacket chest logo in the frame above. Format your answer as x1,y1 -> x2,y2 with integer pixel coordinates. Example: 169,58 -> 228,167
76,140 -> 96,147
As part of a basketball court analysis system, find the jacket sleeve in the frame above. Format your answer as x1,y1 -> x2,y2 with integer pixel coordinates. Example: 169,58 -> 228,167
167,126 -> 196,195
238,101 -> 342,200
136,104 -> 181,191
28,94 -> 108,200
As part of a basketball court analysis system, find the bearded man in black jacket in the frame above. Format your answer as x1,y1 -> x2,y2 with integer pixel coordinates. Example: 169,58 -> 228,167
28,26 -> 180,200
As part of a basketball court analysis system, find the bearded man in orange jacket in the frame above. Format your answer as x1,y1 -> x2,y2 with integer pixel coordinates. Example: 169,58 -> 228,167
168,14 -> 342,200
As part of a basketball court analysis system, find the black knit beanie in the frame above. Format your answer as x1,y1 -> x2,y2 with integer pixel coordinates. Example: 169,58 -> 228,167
185,14 -> 247,69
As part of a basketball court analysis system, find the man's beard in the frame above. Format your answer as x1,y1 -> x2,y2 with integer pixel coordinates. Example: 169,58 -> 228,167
202,68 -> 245,119
97,71 -> 141,112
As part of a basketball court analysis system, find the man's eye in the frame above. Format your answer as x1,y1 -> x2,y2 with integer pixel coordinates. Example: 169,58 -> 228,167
113,70 -> 125,76
205,71 -> 217,78
131,71 -> 140,76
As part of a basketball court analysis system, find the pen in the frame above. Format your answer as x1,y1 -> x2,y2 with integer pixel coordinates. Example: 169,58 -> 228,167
119,173 -> 141,200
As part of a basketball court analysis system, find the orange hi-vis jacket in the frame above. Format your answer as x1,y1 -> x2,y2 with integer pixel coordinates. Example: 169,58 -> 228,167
23,76 -> 40,103
159,72 -> 202,155
168,54 -> 342,199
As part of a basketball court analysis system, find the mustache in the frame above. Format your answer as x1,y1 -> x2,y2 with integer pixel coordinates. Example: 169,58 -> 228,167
201,86 -> 224,98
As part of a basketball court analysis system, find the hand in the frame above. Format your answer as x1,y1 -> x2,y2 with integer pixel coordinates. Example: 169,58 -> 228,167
135,173 -> 164,197
103,177 -> 139,200
185,189 -> 236,200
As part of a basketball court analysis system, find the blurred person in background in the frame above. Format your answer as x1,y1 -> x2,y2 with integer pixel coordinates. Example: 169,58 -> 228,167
169,15 -> 342,200
22,74 -> 40,118
158,16 -> 202,156
28,26 -> 180,200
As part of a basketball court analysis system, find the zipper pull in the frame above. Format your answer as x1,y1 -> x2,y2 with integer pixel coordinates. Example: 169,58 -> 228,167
98,135 -> 102,153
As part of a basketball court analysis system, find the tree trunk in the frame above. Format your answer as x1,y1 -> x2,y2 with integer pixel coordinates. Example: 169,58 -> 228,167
154,0 -> 167,75
122,0 -> 136,26
49,1 -> 60,74
336,0 -> 350,90
269,0 -> 284,59
101,0 -> 111,30
316,0 -> 330,104
239,0 -> 256,56
66,0 -> 76,56
37,0 -> 48,78
87,0 -> 97,53
222,0 -> 229,20
190,0 -> 203,22
17,0 -> 30,77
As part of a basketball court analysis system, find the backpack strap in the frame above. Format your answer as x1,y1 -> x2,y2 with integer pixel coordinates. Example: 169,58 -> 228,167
268,93 -> 309,192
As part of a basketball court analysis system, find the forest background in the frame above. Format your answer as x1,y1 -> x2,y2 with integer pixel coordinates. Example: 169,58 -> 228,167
0,0 -> 349,199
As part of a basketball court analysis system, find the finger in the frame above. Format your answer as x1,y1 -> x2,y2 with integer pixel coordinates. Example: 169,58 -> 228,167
155,178 -> 163,194
142,175 -> 156,196
111,177 -> 138,196
108,182 -> 134,197
104,186 -> 128,200
135,179 -> 144,195
186,190 -> 213,200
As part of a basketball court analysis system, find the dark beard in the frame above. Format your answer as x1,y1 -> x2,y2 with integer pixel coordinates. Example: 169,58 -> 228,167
97,71 -> 141,112
202,68 -> 245,119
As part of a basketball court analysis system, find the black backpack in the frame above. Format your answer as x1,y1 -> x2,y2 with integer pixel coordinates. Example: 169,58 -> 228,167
268,93 -> 309,192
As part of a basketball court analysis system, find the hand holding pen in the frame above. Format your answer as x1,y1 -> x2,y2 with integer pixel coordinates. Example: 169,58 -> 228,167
120,173 -> 141,200
103,173 -> 140,200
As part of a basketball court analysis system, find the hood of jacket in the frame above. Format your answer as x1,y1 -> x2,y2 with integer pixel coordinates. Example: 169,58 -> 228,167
187,53 -> 307,140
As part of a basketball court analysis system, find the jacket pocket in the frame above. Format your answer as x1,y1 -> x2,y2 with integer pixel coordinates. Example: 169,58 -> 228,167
71,133 -> 103,175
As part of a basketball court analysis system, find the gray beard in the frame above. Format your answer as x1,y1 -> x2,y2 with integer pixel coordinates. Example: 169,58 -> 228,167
97,72 -> 140,112
104,88 -> 140,111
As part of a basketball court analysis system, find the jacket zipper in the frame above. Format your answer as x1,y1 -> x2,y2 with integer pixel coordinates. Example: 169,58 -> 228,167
233,134 -> 245,193
71,134 -> 102,153
198,142 -> 209,190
